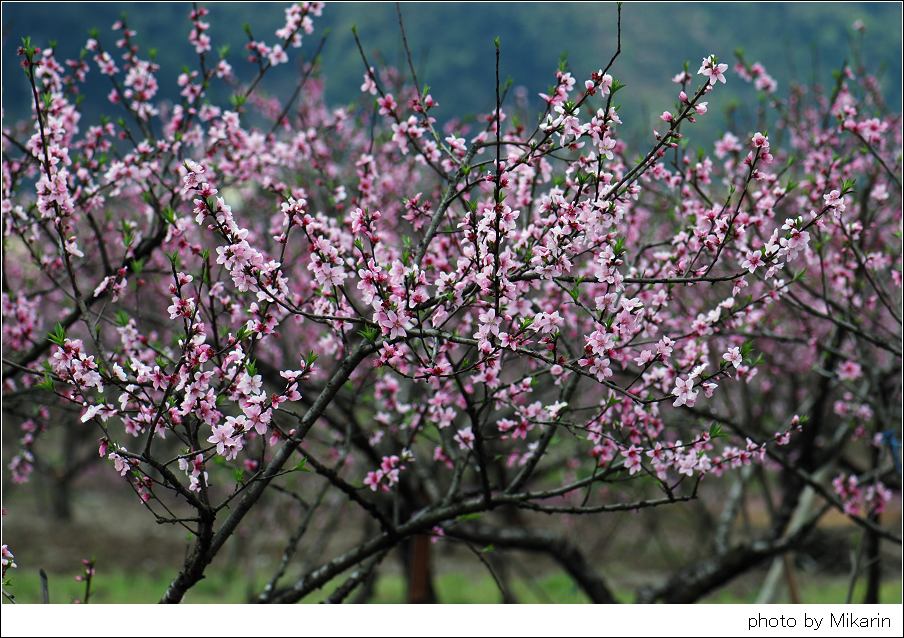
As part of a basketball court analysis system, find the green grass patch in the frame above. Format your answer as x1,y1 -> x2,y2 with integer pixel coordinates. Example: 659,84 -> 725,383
4,567 -> 900,604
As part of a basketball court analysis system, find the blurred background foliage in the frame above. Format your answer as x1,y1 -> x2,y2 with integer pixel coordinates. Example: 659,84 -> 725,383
2,2 -> 902,146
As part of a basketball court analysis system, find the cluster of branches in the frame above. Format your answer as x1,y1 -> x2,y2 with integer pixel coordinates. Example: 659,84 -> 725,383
1,3 -> 900,604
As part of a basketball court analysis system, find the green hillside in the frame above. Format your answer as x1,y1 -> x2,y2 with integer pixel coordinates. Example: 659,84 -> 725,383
2,2 -> 901,143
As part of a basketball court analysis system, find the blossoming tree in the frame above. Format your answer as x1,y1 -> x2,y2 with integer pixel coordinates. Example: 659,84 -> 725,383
2,2 -> 900,603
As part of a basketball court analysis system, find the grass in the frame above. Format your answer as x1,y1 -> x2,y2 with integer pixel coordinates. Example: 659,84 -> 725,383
4,567 -> 901,604
701,579 -> 902,605
4,486 -> 900,604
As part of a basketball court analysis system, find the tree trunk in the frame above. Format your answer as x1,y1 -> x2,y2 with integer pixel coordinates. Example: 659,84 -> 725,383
403,534 -> 437,603
50,475 -> 73,521
863,444 -> 882,603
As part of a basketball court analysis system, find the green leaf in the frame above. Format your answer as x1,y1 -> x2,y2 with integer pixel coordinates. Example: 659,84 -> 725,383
456,512 -> 483,522
37,364 -> 55,392
120,220 -> 135,248
739,340 -> 755,358
47,323 -> 67,346
358,325 -> 379,342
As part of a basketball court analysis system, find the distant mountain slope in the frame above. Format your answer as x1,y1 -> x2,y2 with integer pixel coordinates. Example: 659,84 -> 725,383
3,2 -> 901,144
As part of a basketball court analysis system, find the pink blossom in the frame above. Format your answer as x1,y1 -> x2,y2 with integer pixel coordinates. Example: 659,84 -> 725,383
672,376 -> 699,407
722,347 -> 742,369
622,445 -> 643,475
698,54 -> 728,85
